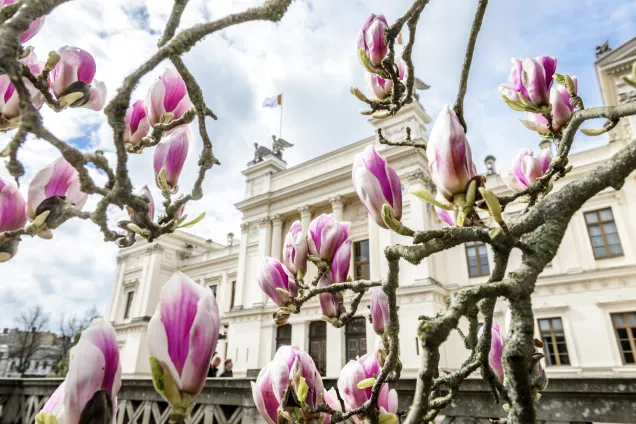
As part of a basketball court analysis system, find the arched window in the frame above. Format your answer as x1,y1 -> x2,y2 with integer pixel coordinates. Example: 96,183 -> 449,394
308,321 -> 327,376
345,317 -> 367,361
276,324 -> 292,351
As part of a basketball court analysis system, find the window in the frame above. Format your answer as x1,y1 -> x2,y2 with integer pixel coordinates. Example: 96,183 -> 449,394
276,324 -> 292,351
465,241 -> 490,277
308,322 -> 327,376
354,240 -> 370,280
584,208 -> 623,259
345,317 -> 367,362
230,281 -> 236,309
123,291 -> 135,319
42,361 -> 47,370
611,312 -> 636,364
538,318 -> 570,366
35,361 -> 39,369
209,284 -> 218,298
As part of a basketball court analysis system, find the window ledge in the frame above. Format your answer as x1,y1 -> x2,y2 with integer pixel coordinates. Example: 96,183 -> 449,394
545,366 -> 582,373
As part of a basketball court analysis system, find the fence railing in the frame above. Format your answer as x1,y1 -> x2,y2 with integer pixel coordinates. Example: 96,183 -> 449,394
1,377 -> 634,423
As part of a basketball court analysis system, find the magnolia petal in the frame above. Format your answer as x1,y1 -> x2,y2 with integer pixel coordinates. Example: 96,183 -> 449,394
331,239 -> 352,283
251,380 -> 277,424
65,339 -> 106,424
80,319 -> 120,397
499,169 -> 527,193
146,75 -> 167,126
147,309 -> 183,391
337,360 -> 368,411
180,293 -> 220,396
83,79 -> 107,111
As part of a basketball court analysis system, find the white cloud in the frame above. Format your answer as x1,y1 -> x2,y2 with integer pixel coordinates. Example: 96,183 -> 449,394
1,0 -> 634,327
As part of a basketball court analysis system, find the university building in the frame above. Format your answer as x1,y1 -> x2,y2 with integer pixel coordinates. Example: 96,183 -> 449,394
107,38 -> 636,379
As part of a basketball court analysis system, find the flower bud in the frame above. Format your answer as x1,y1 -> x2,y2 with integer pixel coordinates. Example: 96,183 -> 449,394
37,319 -> 121,424
478,323 -> 504,383
258,257 -> 298,307
318,273 -> 339,318
124,100 -> 151,146
0,177 -> 27,233
370,287 -> 389,335
148,272 -> 220,406
337,353 -> 397,419
358,14 -> 389,68
283,220 -> 308,276
499,56 -> 557,109
49,46 -> 107,110
365,58 -> 407,101
331,238 -> 351,283
146,68 -> 193,126
353,145 -> 402,229
138,185 -> 155,221
520,76 -> 578,133
0,1 -> 45,44
0,49 -> 44,129
153,127 -> 190,191
252,346 -> 324,424
499,148 -> 551,193
426,105 -> 477,201
307,214 -> 350,262
26,157 -> 88,224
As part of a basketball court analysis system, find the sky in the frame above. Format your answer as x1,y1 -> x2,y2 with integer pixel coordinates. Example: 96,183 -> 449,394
0,0 -> 635,329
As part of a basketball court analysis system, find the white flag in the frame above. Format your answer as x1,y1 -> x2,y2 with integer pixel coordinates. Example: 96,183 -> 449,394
262,94 -> 282,108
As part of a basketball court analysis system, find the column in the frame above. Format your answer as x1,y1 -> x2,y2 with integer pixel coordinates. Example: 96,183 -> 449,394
233,223 -> 250,310
136,244 -> 163,317
298,205 -> 312,232
368,216 -> 381,280
406,179 -> 433,283
291,322 -> 308,351
326,324 -> 344,377
330,196 -> 345,221
271,215 -> 284,260
258,218 -> 272,305
107,255 -> 128,322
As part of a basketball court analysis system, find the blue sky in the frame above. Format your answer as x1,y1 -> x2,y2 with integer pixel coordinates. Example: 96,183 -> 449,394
0,0 -> 635,328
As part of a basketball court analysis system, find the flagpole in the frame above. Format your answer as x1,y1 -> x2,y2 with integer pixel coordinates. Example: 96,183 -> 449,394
279,93 -> 283,139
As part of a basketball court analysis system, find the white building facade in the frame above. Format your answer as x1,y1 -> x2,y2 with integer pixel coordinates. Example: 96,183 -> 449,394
107,39 -> 636,381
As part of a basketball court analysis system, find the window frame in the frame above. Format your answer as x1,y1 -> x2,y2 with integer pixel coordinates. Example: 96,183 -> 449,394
208,284 -> 218,298
583,207 -> 624,260
537,317 -> 571,366
353,239 -> 370,281
230,280 -> 236,309
465,241 -> 490,277
123,290 -> 135,320
610,311 -> 636,365
344,316 -> 367,362
275,324 -> 292,351
308,321 -> 327,376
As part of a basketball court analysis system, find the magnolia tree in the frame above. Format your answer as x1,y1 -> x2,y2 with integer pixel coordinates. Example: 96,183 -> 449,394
1,0 -> 636,423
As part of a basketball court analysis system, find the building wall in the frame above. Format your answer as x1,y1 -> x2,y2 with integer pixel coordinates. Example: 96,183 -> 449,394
109,41 -> 636,381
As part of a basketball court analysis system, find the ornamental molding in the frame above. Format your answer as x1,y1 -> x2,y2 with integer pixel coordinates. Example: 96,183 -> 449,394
271,214 -> 283,226
116,254 -> 129,264
240,223 -> 249,233
298,205 -> 312,215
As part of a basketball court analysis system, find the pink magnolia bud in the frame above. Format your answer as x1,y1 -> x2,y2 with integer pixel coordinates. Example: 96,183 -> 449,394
426,105 -> 477,201
434,192 -> 457,227
338,353 -> 397,416
318,273 -> 339,318
146,68 -> 193,126
307,214 -> 350,262
148,272 -> 220,401
153,127 -> 190,190
0,177 -> 26,232
499,148 -> 551,193
49,46 -> 107,110
353,145 -> 402,229
521,76 -> 578,133
499,56 -> 557,108
283,220 -> 308,276
358,14 -> 389,68
370,287 -> 389,335
331,238 -> 351,283
134,185 -> 155,221
258,257 -> 298,307
40,319 -> 121,424
365,58 -> 407,100
124,100 -> 151,146
252,346 -> 324,424
0,49 -> 44,127
478,323 -> 504,383
26,157 -> 88,221
0,0 -> 45,44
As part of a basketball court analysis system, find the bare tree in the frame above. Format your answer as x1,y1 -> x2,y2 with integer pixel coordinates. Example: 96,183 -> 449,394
51,306 -> 101,377
11,305 -> 50,377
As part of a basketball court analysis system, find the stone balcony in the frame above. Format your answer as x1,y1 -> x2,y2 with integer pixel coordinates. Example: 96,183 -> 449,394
0,377 -> 634,423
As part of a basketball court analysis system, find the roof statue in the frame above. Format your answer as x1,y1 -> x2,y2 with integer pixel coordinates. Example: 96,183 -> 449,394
413,77 -> 430,101
251,135 -> 294,164
595,41 -> 612,58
